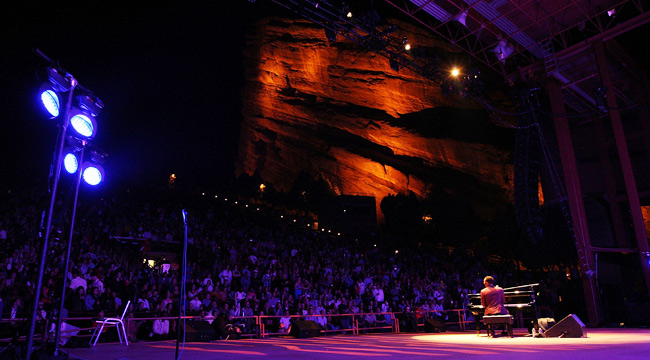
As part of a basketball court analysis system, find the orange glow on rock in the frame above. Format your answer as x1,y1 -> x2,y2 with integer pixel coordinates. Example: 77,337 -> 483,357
237,17 -> 514,223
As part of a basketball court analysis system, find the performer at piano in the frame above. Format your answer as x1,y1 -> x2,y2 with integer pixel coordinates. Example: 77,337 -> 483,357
480,276 -> 509,316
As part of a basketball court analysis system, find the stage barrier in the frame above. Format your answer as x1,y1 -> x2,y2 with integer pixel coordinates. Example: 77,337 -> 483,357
0,309 -> 470,342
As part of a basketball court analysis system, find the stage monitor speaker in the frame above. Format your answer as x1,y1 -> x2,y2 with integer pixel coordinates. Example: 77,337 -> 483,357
289,320 -> 321,338
184,320 -> 215,342
543,314 -> 586,338
424,318 -> 446,332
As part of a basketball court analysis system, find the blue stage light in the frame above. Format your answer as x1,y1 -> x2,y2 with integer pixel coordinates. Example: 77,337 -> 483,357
68,109 -> 97,139
82,163 -> 104,186
39,84 -> 61,118
63,152 -> 79,174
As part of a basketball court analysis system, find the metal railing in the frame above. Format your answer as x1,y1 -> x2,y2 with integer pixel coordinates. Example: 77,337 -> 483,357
0,308 -> 472,343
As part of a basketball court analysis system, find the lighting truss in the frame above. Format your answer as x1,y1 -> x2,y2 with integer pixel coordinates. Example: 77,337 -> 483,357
383,0 -> 650,79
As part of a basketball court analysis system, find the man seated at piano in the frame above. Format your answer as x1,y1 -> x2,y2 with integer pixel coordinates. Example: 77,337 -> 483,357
480,276 -> 510,337
480,276 -> 508,316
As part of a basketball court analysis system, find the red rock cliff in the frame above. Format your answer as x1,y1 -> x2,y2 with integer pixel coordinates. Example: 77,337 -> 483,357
236,17 -> 515,222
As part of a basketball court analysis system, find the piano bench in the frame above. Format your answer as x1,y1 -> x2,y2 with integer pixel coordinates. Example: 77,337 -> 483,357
481,315 -> 513,338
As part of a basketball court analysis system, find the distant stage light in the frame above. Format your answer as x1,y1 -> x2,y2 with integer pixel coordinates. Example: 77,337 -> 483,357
63,152 -> 79,174
451,67 -> 460,77
68,109 -> 97,139
493,39 -> 514,63
82,162 -> 105,186
454,11 -> 468,27
341,3 -> 352,18
39,84 -> 61,118
402,37 -> 411,51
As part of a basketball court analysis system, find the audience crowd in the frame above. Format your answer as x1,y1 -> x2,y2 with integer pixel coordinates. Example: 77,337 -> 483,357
0,186 -> 579,340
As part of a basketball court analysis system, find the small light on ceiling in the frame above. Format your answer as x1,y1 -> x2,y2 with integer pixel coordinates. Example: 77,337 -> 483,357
402,37 -> 411,51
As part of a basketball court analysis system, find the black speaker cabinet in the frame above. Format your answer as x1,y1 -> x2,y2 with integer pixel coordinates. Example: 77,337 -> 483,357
543,314 -> 586,338
289,320 -> 321,338
424,318 -> 446,332
184,320 -> 216,342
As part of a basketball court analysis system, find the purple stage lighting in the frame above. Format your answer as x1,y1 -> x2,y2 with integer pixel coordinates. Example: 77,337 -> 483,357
82,163 -> 104,186
39,84 -> 61,118
63,152 -> 79,174
68,109 -> 97,139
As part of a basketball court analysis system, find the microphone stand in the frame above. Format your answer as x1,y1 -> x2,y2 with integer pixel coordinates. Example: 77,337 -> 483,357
175,210 -> 188,360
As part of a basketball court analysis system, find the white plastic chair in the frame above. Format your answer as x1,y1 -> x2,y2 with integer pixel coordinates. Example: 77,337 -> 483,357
90,300 -> 131,346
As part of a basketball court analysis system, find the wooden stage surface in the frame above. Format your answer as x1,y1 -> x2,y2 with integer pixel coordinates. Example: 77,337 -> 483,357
55,328 -> 650,360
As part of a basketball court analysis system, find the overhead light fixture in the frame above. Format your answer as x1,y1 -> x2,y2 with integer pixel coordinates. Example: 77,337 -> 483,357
341,3 -> 352,18
402,37 -> 411,51
492,39 -> 514,63
607,8 -> 616,17
451,67 -> 460,77
454,11 -> 468,27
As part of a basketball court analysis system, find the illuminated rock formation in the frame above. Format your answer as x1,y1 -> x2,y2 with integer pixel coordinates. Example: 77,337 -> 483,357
236,17 -> 515,222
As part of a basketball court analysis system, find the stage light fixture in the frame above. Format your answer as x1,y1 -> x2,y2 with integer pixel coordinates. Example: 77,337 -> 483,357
68,108 -> 97,139
63,151 -> 80,174
76,94 -> 104,116
46,67 -> 71,92
341,3 -> 352,18
82,162 -> 105,186
454,11 -> 468,27
39,83 -> 61,118
492,39 -> 514,63
402,37 -> 411,51
451,67 -> 460,77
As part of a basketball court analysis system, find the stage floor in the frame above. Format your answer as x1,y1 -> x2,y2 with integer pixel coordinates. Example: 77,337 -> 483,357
61,328 -> 650,360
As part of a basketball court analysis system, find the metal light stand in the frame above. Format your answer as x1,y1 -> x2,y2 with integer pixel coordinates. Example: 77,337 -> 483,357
52,142 -> 86,356
25,74 -> 77,360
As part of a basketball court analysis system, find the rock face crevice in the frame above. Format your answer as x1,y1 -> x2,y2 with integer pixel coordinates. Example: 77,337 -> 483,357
236,17 -> 515,222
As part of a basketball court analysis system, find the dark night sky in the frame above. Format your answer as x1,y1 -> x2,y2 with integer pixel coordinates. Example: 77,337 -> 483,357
1,1 -> 268,190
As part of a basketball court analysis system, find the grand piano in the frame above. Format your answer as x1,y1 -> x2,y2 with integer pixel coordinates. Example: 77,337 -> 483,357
468,283 -> 538,332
